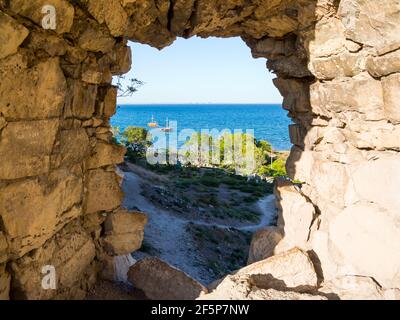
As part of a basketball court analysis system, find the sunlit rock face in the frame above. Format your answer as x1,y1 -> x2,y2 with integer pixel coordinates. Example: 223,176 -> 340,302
0,0 -> 399,300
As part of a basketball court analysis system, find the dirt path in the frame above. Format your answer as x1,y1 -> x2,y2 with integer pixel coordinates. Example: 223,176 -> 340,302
122,170 -> 276,284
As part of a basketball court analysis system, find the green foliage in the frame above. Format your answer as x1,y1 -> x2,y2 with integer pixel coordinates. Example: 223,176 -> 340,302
199,175 -> 220,187
257,158 -> 288,178
270,158 -> 287,177
121,126 -> 151,162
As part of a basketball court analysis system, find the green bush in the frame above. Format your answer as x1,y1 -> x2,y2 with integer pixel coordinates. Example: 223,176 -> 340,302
200,175 -> 220,187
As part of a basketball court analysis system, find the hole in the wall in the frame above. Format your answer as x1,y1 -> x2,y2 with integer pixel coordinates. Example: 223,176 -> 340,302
111,36 -> 294,285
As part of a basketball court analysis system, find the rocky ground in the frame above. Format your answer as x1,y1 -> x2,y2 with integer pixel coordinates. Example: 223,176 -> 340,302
120,163 -> 277,285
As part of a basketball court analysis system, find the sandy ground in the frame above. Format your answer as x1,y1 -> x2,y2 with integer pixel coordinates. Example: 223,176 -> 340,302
121,169 -> 277,285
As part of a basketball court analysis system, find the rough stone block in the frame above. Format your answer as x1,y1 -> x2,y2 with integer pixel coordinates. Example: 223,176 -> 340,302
103,209 -> 147,255
382,73 -> 400,124
0,12 -> 29,59
10,0 -> 75,34
85,169 -> 124,214
0,58 -> 66,120
128,258 -> 208,300
87,141 -> 125,169
0,170 -> 83,257
0,119 -> 59,180
10,222 -> 96,300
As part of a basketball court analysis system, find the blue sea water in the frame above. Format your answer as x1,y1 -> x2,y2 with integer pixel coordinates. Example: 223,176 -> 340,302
111,104 -> 293,151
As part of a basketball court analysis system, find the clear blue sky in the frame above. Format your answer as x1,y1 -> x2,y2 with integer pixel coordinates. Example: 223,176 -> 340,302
117,36 -> 283,104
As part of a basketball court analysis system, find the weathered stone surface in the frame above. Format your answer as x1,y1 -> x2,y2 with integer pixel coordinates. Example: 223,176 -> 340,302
310,73 -> 385,120
109,45 -> 132,75
0,264 -> 10,300
100,253 -> 136,283
0,232 -> 8,264
85,169 -> 124,214
0,58 -> 66,120
329,202 -> 400,289
0,119 -> 59,180
274,179 -> 315,252
103,209 -> 147,256
87,141 -> 125,169
10,222 -> 96,300
10,0 -> 75,34
247,227 -> 283,264
237,248 -> 318,291
87,0 -> 128,37
307,18 -> 346,58
64,80 -> 97,120
0,12 -> 29,60
367,49 -> 400,77
273,78 -> 311,113
128,258 -> 208,300
25,31 -> 67,57
382,73 -> 400,124
310,51 -> 365,80
198,274 -> 327,300
320,276 -> 391,300
338,0 -> 400,55
103,86 -> 118,118
78,26 -> 116,53
0,170 -> 83,257
56,129 -> 90,167
346,154 -> 400,213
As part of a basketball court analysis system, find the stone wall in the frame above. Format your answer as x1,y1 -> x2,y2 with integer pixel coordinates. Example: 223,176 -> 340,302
0,0 -> 399,299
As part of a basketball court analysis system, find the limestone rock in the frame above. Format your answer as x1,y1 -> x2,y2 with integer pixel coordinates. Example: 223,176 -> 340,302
85,169 -> 124,214
103,86 -> 118,118
103,209 -> 147,256
87,0 -> 128,37
87,141 -> 125,169
367,49 -> 400,77
10,222 -> 96,300
310,73 -> 385,121
128,258 -> 208,300
0,58 -> 67,120
198,274 -> 327,300
247,227 -> 283,264
10,0 -> 75,34
0,232 -> 8,264
320,276 -> 390,300
56,129 -> 90,167
329,202 -> 400,289
310,51 -> 365,80
78,26 -> 116,53
0,12 -> 29,60
237,248 -> 318,291
274,179 -> 315,252
382,73 -> 400,124
0,170 -> 83,257
338,0 -> 400,55
0,264 -> 10,300
273,78 -> 311,113
109,45 -> 132,75
307,18 -> 346,58
0,119 -> 59,180
64,79 -> 97,120
25,31 -> 67,57
100,254 -> 136,283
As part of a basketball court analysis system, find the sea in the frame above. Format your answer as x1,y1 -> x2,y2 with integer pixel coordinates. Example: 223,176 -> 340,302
111,104 -> 292,151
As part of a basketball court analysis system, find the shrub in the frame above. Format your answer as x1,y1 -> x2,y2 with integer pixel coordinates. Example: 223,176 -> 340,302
200,175 -> 220,187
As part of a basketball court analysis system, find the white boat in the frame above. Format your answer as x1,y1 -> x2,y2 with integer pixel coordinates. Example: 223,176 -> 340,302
161,118 -> 173,132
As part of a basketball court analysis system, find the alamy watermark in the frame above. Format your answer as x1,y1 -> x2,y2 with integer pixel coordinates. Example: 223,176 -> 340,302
139,121 -> 258,174
41,5 -> 57,30
41,265 -> 57,290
